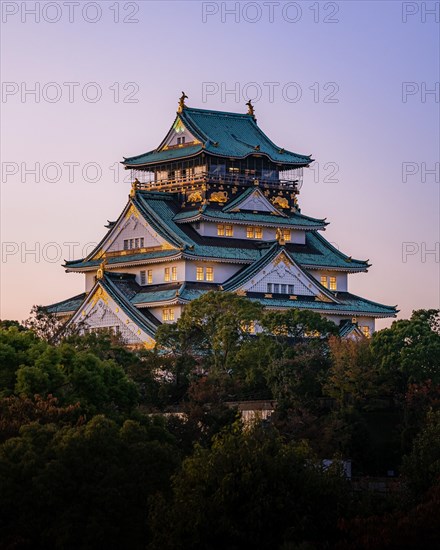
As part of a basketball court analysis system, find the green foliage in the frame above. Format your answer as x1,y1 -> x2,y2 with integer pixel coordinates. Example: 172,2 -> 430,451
371,309 -> 440,388
149,423 -> 349,550
0,415 -> 179,549
156,291 -> 263,374
402,410 -> 440,498
261,308 -> 338,340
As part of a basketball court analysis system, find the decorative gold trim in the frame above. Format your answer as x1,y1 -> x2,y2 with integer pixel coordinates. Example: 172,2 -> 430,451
91,287 -> 109,307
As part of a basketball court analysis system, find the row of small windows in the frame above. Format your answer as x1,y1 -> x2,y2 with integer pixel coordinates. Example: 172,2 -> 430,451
124,238 -> 144,250
139,266 -> 215,285
196,266 -> 214,281
216,224 -> 291,241
267,283 -> 295,295
320,276 -> 337,291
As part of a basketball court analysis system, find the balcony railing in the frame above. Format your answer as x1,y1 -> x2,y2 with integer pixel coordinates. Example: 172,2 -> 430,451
130,169 -> 303,192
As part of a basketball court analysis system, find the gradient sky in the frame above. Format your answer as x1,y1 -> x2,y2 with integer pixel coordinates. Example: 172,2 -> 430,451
1,0 -> 439,329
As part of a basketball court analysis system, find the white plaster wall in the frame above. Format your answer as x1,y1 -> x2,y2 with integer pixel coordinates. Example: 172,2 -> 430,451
85,272 -> 96,292
149,305 -> 183,323
185,261 -> 241,283
308,271 -> 348,292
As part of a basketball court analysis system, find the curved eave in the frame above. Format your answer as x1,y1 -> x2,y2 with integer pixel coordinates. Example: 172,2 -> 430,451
122,148 -> 311,169
183,213 -> 326,231
303,264 -> 370,273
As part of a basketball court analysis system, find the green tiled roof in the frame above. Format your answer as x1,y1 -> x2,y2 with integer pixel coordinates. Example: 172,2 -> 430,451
247,292 -> 397,318
339,321 -> 363,338
65,191 -> 369,272
46,293 -> 87,314
173,207 -> 326,229
123,107 -> 311,167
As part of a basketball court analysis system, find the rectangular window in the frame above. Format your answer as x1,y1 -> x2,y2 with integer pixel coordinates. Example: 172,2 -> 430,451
246,227 -> 263,239
225,224 -> 233,237
267,283 -> 272,293
147,269 -> 153,284
288,284 -> 294,294
273,284 -> 280,293
172,267 -> 177,281
130,239 -> 134,249
320,276 -> 328,288
164,267 -> 170,282
196,267 -> 204,281
140,237 -> 144,248
217,224 -> 225,236
362,326 -> 371,338
135,238 -> 139,249
283,229 -> 291,242
329,276 -> 337,291
123,239 -> 129,250
206,267 -> 214,282
281,284 -> 287,294
140,270 -> 146,285
163,308 -> 175,322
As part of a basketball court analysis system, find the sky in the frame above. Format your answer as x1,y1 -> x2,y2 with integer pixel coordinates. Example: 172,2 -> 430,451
1,0 -> 439,329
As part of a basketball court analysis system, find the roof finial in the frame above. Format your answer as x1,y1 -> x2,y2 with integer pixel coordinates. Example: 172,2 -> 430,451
96,258 -> 107,280
246,99 -> 255,117
276,228 -> 285,246
178,91 -> 188,113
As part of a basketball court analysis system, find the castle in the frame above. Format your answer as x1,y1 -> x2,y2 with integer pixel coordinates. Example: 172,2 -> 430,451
47,94 -> 397,346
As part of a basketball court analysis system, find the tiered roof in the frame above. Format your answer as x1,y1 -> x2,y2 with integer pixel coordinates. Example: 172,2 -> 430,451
123,107 -> 312,167
65,190 -> 369,272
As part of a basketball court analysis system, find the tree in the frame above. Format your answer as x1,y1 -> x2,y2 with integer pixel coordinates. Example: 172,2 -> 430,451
371,309 -> 440,390
261,308 -> 338,341
155,291 -> 263,376
149,423 -> 349,550
0,415 -> 180,550
401,409 -> 440,498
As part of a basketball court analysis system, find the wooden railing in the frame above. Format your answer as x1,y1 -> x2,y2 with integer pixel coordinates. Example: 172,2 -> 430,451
131,169 -> 302,192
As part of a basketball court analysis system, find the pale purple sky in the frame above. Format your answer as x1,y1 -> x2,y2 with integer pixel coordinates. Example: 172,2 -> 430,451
1,1 -> 439,328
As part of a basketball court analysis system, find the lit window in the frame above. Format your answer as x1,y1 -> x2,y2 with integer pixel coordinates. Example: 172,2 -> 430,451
172,267 -> 177,281
206,267 -> 214,282
225,225 -> 233,237
140,237 -> 144,248
217,224 -> 225,236
246,227 -> 263,239
242,320 -> 255,334
140,270 -> 146,285
164,267 -> 170,282
163,308 -> 175,322
320,276 -> 328,288
196,267 -> 204,281
362,326 -> 371,338
283,229 -> 291,242
329,276 -> 337,291
147,269 -> 153,284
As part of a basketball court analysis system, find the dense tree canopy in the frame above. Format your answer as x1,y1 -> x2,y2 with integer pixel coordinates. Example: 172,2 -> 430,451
0,302 -> 439,549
